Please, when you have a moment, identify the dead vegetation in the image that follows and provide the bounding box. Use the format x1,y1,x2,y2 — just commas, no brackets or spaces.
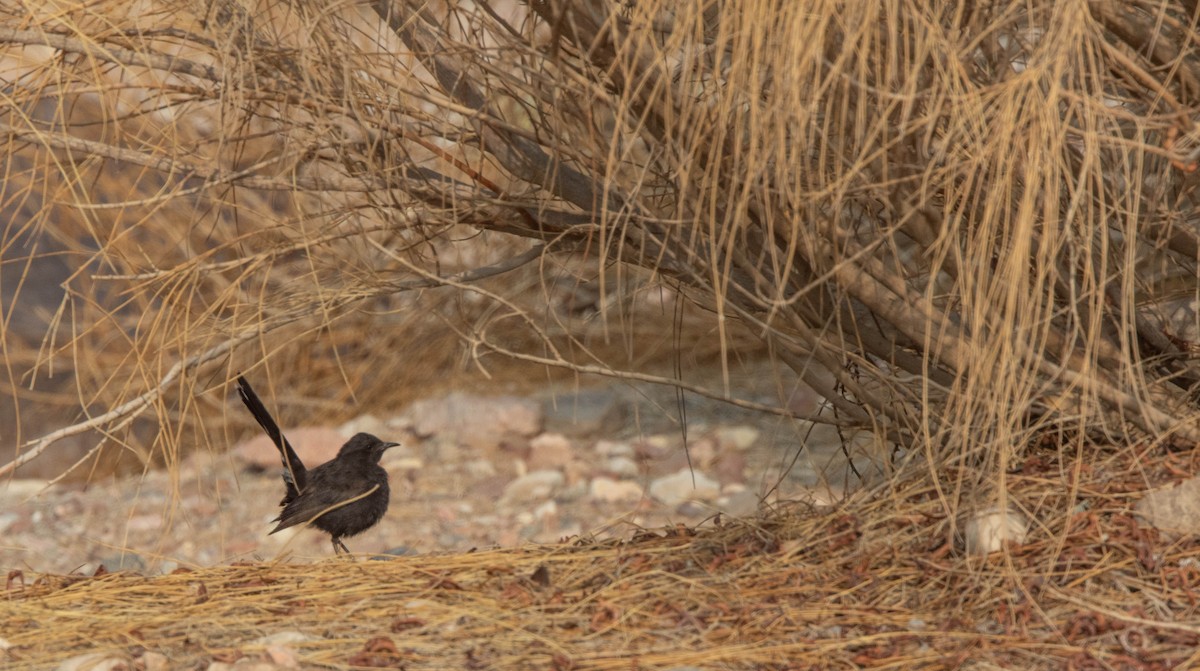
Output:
1,0,1197,481
7,443,1200,669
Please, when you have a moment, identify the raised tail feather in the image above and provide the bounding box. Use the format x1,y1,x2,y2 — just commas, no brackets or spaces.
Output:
236,374,307,501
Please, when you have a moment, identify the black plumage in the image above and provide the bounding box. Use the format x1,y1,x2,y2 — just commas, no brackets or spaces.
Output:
236,375,399,554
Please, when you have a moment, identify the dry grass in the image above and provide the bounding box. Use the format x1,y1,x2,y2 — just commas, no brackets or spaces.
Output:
6,441,1200,670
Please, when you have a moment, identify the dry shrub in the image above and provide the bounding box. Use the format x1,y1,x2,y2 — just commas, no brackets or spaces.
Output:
0,0,1198,509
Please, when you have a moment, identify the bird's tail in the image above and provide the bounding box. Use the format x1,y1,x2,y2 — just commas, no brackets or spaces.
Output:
235,374,307,499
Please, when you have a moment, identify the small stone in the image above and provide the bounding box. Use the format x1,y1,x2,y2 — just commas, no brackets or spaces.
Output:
589,477,644,502
96,553,145,573
1136,476,1200,536
684,438,717,468
265,644,299,668
648,469,720,507
716,489,759,517
227,663,277,671
55,653,128,671
528,433,573,471
634,435,674,459
713,451,746,485
236,427,347,471
962,507,1028,555
715,425,760,451
501,470,564,504
141,652,169,671
541,388,625,437
593,440,634,458
604,456,640,478
676,500,710,516
253,631,313,646
464,458,496,477
558,480,589,502
126,514,163,533
408,394,542,449
533,500,558,523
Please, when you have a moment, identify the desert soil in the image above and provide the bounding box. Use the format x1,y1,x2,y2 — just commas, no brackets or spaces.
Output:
0,366,880,575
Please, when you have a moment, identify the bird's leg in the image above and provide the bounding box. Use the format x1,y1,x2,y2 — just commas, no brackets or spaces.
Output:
332,537,351,555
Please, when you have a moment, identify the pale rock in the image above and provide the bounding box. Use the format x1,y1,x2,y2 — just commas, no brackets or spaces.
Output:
684,437,717,468
713,450,747,485
265,644,299,668
95,553,145,572
408,393,542,449
604,456,640,479
716,489,759,517
715,425,760,451
649,469,720,506
501,470,564,503
55,653,128,671
140,652,168,671
126,514,163,533
541,388,624,437
962,507,1028,556
533,500,558,522
634,435,674,459
236,427,347,470
528,433,573,471
558,480,589,502
464,458,496,478
593,440,634,458
1136,477,1200,535
253,631,314,646
589,477,644,502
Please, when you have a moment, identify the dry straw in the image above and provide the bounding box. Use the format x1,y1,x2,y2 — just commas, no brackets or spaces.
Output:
6,446,1200,669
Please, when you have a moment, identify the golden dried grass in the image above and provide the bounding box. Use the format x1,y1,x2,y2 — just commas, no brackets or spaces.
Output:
5,441,1200,670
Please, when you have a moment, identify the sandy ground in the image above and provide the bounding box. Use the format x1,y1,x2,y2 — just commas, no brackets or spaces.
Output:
1,374,882,575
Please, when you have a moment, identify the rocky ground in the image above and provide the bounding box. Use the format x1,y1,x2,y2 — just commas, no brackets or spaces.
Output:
0,369,888,575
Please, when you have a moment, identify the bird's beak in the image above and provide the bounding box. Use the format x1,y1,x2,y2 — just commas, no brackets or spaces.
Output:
383,442,401,450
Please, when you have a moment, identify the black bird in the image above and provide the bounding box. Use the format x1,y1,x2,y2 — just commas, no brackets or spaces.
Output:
235,375,399,554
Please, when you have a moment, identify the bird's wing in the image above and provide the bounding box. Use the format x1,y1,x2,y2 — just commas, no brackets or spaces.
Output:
236,375,307,497
270,483,381,533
